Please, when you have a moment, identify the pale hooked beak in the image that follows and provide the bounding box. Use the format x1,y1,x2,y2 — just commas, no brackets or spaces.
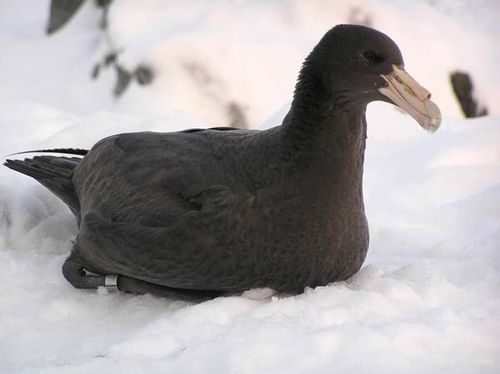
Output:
379,65,441,132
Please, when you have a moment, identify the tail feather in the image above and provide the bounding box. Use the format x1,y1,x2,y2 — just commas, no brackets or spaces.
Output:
7,148,88,157
4,156,82,215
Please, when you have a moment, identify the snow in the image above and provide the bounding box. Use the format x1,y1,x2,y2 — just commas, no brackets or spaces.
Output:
1,1,500,373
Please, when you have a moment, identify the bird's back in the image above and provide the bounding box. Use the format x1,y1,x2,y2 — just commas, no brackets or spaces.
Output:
73,128,268,225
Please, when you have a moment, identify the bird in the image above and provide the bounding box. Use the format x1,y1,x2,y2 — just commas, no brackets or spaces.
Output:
4,24,441,300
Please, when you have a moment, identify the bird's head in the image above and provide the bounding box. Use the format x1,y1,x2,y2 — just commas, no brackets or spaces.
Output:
303,24,441,132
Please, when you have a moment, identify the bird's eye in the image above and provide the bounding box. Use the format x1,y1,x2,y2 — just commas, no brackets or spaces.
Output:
362,50,384,64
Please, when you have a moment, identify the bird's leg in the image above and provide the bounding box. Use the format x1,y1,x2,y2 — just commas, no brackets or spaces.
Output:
62,257,107,289
62,255,224,301
116,275,225,301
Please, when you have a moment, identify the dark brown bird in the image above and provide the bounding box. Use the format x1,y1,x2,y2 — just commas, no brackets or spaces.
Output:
4,25,440,299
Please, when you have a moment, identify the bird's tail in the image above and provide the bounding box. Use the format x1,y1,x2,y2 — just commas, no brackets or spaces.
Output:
3,149,87,215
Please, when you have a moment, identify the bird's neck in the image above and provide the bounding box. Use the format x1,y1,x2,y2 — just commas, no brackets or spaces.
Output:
281,70,368,178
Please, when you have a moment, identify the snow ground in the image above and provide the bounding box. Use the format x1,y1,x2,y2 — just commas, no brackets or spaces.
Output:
0,1,499,373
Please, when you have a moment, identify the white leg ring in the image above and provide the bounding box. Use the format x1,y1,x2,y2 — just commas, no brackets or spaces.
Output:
104,274,119,291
